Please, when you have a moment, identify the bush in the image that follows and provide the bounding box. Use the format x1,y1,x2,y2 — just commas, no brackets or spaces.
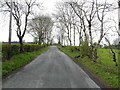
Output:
2,43,44,60
79,41,92,58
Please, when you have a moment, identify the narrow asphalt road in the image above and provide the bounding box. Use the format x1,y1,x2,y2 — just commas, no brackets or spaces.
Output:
3,46,100,88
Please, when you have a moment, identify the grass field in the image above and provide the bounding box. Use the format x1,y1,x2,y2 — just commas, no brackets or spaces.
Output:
98,48,118,64
58,45,119,88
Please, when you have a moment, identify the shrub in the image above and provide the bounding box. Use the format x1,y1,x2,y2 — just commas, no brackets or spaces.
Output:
2,43,44,60
79,41,92,58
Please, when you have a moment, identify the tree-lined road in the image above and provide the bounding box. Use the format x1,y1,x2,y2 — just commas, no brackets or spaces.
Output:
3,46,100,88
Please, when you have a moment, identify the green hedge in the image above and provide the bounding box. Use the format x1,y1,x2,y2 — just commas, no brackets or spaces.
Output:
2,43,44,60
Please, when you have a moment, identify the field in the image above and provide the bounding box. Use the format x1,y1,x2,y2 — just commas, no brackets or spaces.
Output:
58,46,119,88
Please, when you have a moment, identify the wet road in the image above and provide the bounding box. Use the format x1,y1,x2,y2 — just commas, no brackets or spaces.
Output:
3,46,100,88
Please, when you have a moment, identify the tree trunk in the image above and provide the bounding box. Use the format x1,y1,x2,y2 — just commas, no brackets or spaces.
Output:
19,37,23,53
89,24,92,46
69,33,72,46
79,35,81,46
38,37,41,45
88,22,94,60
74,26,75,46
61,34,63,45
93,47,98,62
69,38,72,46
79,32,82,46
68,31,72,46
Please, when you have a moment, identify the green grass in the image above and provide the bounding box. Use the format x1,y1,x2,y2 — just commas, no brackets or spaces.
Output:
58,45,119,88
0,62,1,76
2,46,49,77
97,48,118,65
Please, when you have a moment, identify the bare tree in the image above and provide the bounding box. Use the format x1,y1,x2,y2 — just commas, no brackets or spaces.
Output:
8,0,13,59
70,0,97,47
55,22,65,45
68,2,88,45
91,0,115,61
55,2,76,46
4,0,38,52
119,0,120,33
69,0,116,60
105,37,118,73
28,15,53,45
96,0,113,46
117,2,120,72
72,12,78,46
68,1,96,59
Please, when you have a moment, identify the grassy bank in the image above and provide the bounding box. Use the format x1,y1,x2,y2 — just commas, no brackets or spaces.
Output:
2,46,49,77
58,45,119,88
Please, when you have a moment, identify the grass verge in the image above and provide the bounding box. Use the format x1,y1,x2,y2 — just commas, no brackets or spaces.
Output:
58,45,119,88
2,46,49,77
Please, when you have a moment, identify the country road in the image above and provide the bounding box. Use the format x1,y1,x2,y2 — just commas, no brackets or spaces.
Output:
3,46,100,88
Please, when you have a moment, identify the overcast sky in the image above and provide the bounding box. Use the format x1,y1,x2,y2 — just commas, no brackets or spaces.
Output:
0,0,118,45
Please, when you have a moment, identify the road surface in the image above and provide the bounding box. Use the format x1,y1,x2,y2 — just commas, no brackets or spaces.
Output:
3,46,100,88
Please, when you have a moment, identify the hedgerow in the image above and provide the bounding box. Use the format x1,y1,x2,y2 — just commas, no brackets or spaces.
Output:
2,43,45,60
